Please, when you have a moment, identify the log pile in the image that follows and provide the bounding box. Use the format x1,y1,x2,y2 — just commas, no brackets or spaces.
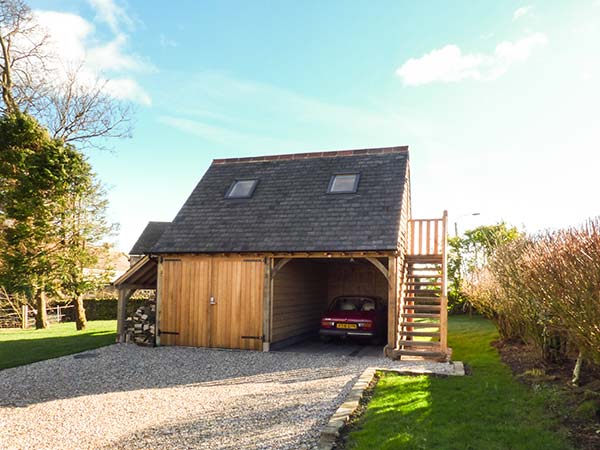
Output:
126,300,156,346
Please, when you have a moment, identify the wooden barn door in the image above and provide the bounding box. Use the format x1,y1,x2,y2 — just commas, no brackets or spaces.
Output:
159,258,182,346
210,258,264,350
159,257,263,350
159,257,211,347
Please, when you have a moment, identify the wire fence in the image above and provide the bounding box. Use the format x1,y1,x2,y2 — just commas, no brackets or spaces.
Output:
0,304,74,329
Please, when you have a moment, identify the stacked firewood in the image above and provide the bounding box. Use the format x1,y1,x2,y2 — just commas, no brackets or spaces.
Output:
126,300,156,346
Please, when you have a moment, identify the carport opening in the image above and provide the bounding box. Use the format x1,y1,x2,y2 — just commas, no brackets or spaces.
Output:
270,257,388,353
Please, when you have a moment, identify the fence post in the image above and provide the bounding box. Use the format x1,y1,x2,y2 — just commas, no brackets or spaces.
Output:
22,305,29,329
57,304,61,323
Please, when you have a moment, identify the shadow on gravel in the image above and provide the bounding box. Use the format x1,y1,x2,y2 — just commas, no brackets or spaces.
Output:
0,345,372,407
99,394,341,450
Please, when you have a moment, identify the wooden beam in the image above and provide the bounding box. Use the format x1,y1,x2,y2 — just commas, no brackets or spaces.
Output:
365,257,389,283
158,251,398,260
116,287,135,343
119,283,156,290
114,255,153,286
271,258,292,279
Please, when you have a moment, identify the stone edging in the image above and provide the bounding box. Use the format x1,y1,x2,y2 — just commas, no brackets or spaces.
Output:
318,366,377,450
317,361,465,450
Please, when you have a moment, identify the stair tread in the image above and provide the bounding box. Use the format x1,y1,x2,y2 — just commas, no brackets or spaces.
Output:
402,313,441,319
399,340,440,347
396,349,446,358
407,273,442,278
406,281,443,286
405,289,441,295
400,322,441,328
404,304,442,311
407,298,442,303
402,331,441,337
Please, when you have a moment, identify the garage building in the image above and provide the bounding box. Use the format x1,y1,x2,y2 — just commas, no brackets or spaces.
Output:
115,146,449,360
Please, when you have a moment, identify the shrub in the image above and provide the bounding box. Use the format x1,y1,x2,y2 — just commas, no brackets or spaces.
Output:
465,218,600,371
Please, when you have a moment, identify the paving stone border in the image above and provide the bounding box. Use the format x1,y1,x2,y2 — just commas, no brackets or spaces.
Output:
317,360,465,450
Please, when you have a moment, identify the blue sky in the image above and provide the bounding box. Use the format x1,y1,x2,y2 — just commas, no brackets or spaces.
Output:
29,1,600,251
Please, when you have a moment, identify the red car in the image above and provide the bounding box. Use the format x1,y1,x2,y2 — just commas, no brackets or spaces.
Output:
319,296,387,344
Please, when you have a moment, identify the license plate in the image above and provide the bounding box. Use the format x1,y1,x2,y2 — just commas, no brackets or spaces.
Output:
336,323,357,329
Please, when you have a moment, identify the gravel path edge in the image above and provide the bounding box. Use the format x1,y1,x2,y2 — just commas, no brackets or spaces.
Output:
318,366,377,450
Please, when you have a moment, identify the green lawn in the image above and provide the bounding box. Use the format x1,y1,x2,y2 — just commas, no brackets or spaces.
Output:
0,320,117,370
346,316,573,450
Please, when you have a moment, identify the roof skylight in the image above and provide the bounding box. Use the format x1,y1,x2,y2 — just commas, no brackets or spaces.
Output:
225,179,258,198
328,174,360,194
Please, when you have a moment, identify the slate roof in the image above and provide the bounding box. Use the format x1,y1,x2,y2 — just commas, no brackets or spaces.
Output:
130,221,171,255
152,146,410,253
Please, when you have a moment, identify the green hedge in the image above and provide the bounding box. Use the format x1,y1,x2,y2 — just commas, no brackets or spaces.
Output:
59,299,147,321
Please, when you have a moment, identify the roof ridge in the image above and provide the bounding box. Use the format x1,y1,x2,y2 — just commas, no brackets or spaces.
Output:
212,145,409,165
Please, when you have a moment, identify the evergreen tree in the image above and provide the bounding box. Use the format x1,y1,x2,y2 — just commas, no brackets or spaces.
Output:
0,113,115,328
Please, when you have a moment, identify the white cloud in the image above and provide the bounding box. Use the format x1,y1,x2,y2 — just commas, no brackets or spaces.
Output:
396,33,548,85
106,78,152,105
34,11,91,62
87,34,154,73
495,33,547,62
396,45,484,85
87,0,133,33
513,5,533,21
32,8,151,105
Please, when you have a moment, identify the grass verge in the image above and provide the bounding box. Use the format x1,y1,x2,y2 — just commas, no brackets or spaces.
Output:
0,320,117,370
344,315,573,450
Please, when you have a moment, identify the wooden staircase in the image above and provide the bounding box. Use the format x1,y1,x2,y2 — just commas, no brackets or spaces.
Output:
395,213,449,361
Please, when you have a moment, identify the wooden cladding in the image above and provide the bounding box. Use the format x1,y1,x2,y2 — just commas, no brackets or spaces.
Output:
159,256,263,350
408,214,447,256
272,260,328,343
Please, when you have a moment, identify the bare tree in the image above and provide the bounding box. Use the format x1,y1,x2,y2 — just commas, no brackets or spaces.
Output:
0,0,132,148
37,66,133,146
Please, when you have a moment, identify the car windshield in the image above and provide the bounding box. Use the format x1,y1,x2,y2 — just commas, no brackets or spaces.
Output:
332,297,376,311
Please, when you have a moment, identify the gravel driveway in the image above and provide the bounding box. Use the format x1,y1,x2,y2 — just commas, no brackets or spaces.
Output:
0,344,455,450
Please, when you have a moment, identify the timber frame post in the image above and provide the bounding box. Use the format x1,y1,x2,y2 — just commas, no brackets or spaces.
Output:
116,287,135,343
155,257,163,346
262,257,273,352
385,256,398,356
439,210,449,353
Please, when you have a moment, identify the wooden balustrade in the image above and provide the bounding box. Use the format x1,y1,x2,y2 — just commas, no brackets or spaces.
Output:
408,215,447,256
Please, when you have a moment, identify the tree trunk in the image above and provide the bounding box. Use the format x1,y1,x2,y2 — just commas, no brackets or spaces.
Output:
74,293,87,330
0,33,18,114
35,290,49,329
572,351,583,386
